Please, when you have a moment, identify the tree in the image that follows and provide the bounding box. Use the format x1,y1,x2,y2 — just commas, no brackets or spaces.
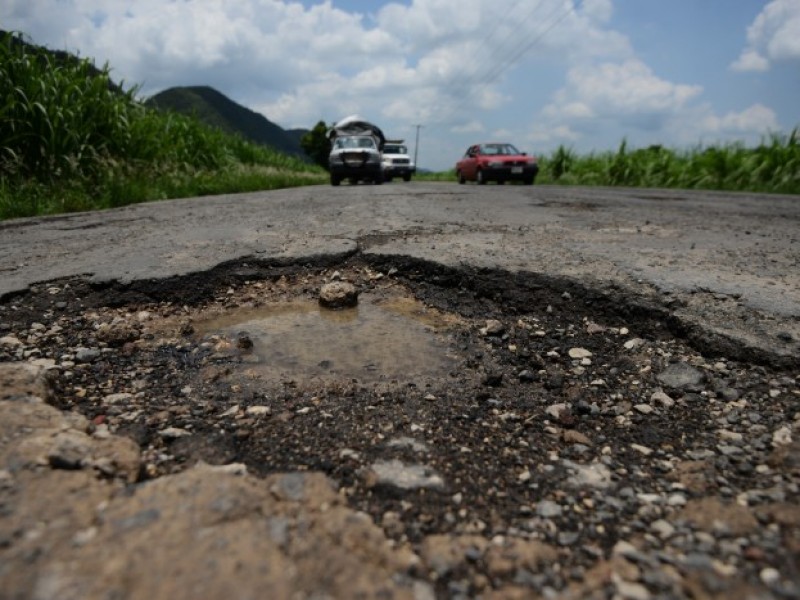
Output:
301,120,332,170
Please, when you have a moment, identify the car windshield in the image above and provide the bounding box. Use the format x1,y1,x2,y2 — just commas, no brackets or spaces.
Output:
384,145,407,154
480,143,520,156
334,137,376,150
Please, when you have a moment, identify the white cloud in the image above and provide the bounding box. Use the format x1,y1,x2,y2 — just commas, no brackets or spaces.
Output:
376,0,482,47
531,59,781,154
544,101,594,120
652,103,781,150
701,104,780,136
732,0,800,71
451,121,485,134
582,0,614,23
491,128,515,140
527,124,580,146
251,0,631,128
731,49,770,73
3,0,631,130
543,60,702,124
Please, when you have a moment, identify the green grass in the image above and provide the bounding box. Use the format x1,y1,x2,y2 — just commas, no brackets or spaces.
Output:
536,136,800,194
415,171,455,182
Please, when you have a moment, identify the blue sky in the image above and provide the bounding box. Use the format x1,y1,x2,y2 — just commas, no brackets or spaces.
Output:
4,0,799,171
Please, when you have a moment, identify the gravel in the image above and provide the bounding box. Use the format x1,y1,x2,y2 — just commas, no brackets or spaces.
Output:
1,256,798,599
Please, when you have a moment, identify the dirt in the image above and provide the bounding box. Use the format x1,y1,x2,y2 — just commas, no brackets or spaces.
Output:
1,253,798,599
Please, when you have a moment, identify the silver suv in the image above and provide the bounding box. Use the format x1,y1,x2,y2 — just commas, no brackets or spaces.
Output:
328,116,385,186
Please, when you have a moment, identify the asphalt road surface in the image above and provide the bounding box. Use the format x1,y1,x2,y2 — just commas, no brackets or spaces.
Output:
1,182,799,599
1,183,797,365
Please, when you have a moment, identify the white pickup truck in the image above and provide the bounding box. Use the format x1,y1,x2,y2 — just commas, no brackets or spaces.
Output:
381,139,415,182
327,116,385,186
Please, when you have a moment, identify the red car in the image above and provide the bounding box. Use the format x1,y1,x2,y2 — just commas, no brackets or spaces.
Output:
456,143,538,185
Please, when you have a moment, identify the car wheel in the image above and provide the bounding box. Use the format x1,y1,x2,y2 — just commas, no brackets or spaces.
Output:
330,175,341,186
374,177,383,185
402,174,411,182
457,170,466,184
477,169,487,185
385,175,393,182
524,176,535,185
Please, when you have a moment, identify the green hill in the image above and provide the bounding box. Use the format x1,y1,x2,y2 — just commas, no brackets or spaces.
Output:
146,86,308,159
285,128,310,148
3,33,309,161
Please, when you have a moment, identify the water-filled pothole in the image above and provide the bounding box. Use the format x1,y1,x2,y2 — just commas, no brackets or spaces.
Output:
196,292,463,385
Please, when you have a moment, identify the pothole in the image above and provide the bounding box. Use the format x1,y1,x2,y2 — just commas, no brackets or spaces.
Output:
194,291,463,385
1,257,798,599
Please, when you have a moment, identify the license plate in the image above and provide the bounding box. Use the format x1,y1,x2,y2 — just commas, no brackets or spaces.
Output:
511,167,523,174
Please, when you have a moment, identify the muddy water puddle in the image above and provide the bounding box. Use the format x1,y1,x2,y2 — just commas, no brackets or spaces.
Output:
196,293,463,385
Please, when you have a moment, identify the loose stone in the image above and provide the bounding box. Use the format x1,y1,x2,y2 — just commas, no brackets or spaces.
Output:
366,459,444,490
656,362,705,390
318,281,358,308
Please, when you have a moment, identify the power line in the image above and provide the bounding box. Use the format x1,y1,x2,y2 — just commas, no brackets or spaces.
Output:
484,0,582,89
449,0,545,100
407,0,585,159
431,0,586,130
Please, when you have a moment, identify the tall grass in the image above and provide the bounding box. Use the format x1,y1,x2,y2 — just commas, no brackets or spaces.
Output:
536,133,800,194
0,31,325,220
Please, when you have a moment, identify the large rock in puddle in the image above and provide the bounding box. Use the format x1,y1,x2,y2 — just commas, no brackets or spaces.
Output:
319,281,359,308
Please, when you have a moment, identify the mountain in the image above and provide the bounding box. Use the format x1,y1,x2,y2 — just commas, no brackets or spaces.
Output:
2,31,310,160
284,128,310,148
146,86,309,159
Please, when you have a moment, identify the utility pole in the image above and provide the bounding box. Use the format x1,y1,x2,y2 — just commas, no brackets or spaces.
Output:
413,124,423,170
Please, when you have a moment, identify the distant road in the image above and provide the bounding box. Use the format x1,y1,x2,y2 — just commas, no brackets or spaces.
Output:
1,183,797,362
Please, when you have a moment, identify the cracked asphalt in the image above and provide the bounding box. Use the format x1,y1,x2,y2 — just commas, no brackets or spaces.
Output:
1,183,798,364
2,182,800,599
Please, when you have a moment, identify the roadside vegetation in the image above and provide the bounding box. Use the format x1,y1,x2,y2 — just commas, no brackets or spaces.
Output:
535,137,800,194
2,30,797,221
0,31,325,220
418,135,800,194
